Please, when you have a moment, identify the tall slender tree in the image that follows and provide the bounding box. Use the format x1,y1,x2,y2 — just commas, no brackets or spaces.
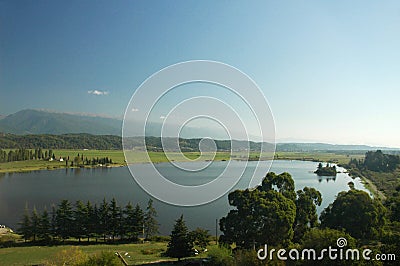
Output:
144,199,159,240
38,207,51,241
73,200,88,243
99,198,110,242
50,204,57,240
18,204,32,242
56,200,74,241
85,201,95,243
109,198,121,241
30,207,40,242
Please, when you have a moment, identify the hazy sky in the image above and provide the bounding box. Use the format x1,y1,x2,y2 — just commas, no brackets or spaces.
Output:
1,1,399,147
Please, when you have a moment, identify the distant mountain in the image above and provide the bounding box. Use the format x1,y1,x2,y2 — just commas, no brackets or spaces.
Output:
0,109,122,135
276,143,398,152
0,110,398,151
0,109,232,138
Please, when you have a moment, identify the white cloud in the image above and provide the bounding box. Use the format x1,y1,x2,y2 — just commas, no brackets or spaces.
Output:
88,90,109,96
131,108,139,112
160,115,166,119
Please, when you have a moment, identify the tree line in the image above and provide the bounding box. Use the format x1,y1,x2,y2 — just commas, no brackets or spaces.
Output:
0,133,122,150
348,150,400,172
0,148,55,163
18,198,159,244
0,148,113,168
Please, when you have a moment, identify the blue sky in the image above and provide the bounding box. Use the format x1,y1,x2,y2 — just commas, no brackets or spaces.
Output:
1,1,400,147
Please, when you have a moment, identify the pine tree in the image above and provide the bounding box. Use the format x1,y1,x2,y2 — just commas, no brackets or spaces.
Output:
18,204,32,242
56,199,74,241
109,198,121,241
144,199,158,239
124,202,144,241
50,204,57,240
30,207,40,242
99,198,110,242
92,204,100,242
73,200,88,243
39,208,51,241
166,215,193,260
86,201,95,243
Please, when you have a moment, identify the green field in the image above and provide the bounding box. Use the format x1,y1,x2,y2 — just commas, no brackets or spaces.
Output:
0,241,210,265
0,149,364,173
274,151,365,165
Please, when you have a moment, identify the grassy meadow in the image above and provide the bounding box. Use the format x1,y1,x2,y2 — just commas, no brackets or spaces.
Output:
0,242,190,265
0,148,365,173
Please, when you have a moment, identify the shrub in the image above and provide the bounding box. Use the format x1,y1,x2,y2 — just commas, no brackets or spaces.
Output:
79,251,120,266
206,245,234,266
44,246,87,266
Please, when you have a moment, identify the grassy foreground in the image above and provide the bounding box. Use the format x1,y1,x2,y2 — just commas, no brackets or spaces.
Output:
0,241,208,266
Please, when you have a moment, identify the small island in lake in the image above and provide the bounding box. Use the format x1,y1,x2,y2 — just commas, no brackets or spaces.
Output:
314,162,337,176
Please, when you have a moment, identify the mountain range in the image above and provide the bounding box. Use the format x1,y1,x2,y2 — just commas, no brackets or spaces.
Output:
0,109,122,135
0,109,397,151
0,109,228,138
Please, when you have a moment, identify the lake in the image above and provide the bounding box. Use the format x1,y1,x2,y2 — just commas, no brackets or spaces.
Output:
0,160,369,235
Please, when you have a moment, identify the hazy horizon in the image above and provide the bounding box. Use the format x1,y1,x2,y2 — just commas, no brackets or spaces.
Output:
1,108,399,149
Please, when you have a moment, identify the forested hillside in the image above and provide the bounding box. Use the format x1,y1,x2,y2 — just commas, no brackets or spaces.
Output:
0,133,122,149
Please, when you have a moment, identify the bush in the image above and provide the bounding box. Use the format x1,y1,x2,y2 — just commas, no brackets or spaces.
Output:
44,246,87,266
206,245,234,266
78,251,120,266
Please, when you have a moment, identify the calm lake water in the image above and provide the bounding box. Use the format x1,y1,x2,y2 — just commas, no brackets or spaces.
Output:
0,160,369,235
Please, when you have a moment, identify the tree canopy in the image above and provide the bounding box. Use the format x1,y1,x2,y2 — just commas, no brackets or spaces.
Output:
320,189,386,239
220,172,321,249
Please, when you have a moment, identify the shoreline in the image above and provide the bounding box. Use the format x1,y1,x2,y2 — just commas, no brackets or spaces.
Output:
0,162,127,174
358,175,386,200
345,168,386,200
0,158,347,175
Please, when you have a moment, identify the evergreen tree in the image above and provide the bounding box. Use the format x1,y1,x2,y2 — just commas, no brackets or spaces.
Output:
92,204,100,242
56,199,74,241
73,200,88,243
166,215,193,260
18,204,32,242
109,198,121,241
85,201,95,242
38,208,51,241
30,207,40,242
188,228,210,251
144,199,159,239
99,198,110,242
50,204,57,240
134,203,144,237
124,202,144,241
